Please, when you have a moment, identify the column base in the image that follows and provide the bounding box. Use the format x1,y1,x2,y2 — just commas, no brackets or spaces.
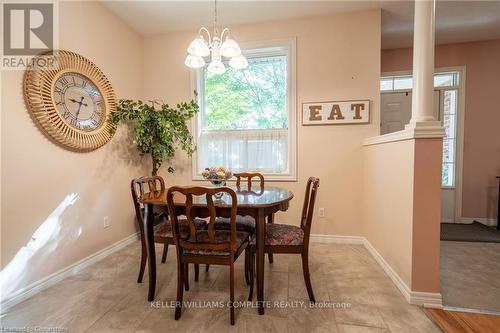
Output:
405,121,445,138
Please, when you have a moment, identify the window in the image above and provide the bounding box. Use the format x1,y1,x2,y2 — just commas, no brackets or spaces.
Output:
193,39,297,180
380,71,460,187
441,89,458,187
380,72,459,91
393,76,413,90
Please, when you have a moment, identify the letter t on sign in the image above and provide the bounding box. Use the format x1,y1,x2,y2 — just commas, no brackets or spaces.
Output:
308,105,322,121
351,103,365,119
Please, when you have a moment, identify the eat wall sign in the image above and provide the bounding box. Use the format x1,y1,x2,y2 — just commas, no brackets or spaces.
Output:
302,100,370,125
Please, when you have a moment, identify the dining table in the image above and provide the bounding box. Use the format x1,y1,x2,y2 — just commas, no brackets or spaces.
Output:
138,185,294,315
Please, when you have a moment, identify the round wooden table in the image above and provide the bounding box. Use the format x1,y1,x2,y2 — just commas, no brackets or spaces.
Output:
139,185,294,315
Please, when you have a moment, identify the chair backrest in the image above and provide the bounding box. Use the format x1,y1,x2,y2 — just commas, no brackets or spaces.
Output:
166,186,238,254
131,176,165,224
300,177,320,242
234,172,264,190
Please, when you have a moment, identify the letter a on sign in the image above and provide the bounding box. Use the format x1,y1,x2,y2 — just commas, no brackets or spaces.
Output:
328,105,344,120
302,100,369,125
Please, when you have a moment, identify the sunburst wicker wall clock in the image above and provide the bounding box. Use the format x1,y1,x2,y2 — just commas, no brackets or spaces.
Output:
24,50,117,152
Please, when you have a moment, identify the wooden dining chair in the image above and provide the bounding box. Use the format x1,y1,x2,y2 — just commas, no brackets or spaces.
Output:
131,176,207,288
166,186,251,325
234,172,265,190
235,172,276,265
214,172,275,267
213,172,263,234
248,177,320,302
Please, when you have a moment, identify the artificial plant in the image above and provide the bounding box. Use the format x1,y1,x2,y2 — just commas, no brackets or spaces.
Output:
109,97,199,176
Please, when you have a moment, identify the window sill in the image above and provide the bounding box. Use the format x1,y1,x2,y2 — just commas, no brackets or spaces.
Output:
192,174,297,182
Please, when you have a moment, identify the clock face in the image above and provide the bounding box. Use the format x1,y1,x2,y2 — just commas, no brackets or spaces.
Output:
53,72,104,132
24,50,116,152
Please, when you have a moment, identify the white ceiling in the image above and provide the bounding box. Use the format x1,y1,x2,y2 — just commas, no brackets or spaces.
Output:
102,0,500,49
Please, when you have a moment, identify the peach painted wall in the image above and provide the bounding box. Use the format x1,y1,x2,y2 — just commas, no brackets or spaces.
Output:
363,140,415,287
1,2,145,300
362,138,442,293
411,139,442,293
382,39,500,220
143,10,381,235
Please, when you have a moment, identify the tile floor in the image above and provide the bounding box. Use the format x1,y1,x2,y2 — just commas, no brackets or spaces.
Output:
1,241,441,332
440,240,500,312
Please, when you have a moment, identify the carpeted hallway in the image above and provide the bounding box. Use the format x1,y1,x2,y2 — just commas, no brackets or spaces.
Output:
440,240,500,313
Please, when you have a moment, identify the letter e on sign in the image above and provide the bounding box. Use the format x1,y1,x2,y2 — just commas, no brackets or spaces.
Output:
308,105,322,121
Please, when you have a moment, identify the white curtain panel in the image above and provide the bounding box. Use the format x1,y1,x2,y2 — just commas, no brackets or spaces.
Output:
197,128,288,173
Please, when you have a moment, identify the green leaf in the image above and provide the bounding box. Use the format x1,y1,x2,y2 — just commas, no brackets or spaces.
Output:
108,98,199,175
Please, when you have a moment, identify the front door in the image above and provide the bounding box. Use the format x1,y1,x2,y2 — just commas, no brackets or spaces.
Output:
381,90,440,134
380,92,412,134
380,90,455,222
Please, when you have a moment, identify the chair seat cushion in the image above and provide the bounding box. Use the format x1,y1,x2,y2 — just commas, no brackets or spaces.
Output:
154,218,207,239
183,230,249,256
214,216,256,233
251,224,304,246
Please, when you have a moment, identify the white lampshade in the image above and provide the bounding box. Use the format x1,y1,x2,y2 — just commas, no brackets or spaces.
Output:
229,54,248,69
207,60,226,74
187,37,210,57
220,38,241,58
184,54,205,68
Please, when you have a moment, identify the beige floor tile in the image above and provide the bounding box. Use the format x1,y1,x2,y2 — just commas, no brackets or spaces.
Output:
286,307,338,333
243,313,288,333
336,324,390,333
1,241,440,333
333,303,387,329
377,306,440,333
84,286,154,332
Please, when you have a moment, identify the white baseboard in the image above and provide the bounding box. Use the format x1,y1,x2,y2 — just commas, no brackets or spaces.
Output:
311,234,443,308
459,217,498,227
0,232,139,313
310,234,365,244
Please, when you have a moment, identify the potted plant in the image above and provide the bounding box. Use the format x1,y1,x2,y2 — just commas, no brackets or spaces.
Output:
109,98,199,176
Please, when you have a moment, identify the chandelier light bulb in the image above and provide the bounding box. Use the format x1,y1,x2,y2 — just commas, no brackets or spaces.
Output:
220,38,241,58
229,54,248,69
184,54,206,68
207,60,226,74
187,37,210,57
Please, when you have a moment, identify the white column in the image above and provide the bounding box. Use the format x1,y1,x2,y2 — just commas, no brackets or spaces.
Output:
408,0,439,126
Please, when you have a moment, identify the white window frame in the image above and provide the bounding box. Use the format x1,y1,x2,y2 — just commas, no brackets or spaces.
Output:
190,38,297,181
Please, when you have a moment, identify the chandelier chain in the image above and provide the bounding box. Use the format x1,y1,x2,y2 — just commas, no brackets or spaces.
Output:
214,0,218,35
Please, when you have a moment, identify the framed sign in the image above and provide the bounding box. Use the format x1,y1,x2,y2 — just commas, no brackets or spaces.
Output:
302,100,370,125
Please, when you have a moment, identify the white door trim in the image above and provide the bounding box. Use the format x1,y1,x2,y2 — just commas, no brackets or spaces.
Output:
381,66,466,223
454,66,466,222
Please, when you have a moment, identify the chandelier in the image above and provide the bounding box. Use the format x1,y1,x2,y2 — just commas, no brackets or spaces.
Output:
184,0,248,74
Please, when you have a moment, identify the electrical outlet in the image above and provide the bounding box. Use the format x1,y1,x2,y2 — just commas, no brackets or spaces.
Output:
318,208,325,218
103,216,110,228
